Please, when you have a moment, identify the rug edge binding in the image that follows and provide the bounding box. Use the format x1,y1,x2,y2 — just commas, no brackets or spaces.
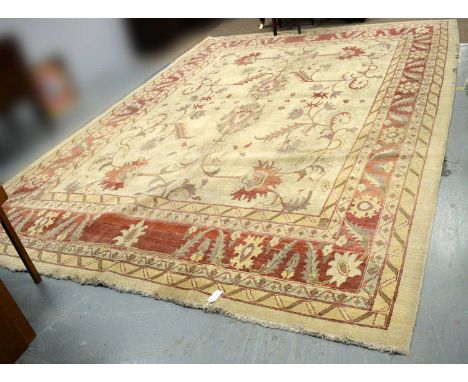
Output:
0,259,408,355
393,17,459,354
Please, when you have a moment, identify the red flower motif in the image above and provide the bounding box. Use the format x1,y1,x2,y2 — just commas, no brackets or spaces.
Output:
312,91,328,99
306,91,328,109
232,161,282,202
101,159,148,191
234,52,261,65
337,46,366,60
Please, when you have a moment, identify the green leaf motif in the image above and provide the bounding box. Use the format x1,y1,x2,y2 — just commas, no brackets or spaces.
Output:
260,240,297,274
281,253,300,278
209,230,225,265
344,220,369,249
174,230,206,257
303,242,319,283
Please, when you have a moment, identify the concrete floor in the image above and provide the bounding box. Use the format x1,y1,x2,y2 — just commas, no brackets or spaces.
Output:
0,21,467,363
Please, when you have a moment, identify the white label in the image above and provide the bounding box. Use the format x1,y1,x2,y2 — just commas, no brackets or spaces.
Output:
207,290,223,303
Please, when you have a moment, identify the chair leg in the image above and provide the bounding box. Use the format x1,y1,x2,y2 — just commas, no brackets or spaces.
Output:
0,207,41,284
272,18,278,36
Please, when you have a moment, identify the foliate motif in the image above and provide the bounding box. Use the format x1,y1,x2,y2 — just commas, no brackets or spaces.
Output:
113,220,148,247
231,235,264,270
0,21,454,337
232,161,282,202
326,252,363,287
349,195,382,219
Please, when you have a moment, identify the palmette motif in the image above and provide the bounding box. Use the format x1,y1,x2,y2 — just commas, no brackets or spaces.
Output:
0,20,457,351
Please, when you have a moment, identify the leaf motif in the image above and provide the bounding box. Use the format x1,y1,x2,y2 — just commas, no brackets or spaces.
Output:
260,241,297,274
293,70,315,82
288,108,303,120
209,230,225,265
255,124,301,142
70,214,92,241
331,112,351,127
175,123,189,139
405,60,424,68
234,72,269,85
46,213,76,239
404,71,422,80
283,191,313,212
392,97,415,107
364,172,383,190
296,169,307,181
344,220,368,249
389,112,409,123
174,231,205,257
190,110,206,120
302,242,319,283
396,105,413,113
281,253,301,278
329,90,343,99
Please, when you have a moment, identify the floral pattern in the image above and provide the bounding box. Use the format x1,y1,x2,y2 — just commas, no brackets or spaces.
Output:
42,36,394,218
101,160,148,191
349,195,382,219
217,103,263,135
113,220,147,247
0,20,456,349
231,235,264,270
326,252,363,287
232,161,282,202
380,127,403,144
235,52,261,66
249,75,287,99
398,82,419,94
337,46,366,60
27,211,59,236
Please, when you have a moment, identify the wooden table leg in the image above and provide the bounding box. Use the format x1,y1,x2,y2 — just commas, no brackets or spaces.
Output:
272,18,278,36
0,207,42,284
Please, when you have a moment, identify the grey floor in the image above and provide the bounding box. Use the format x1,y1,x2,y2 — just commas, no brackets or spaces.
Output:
0,24,467,363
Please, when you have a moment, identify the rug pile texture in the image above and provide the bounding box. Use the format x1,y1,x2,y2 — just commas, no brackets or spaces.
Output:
0,20,459,353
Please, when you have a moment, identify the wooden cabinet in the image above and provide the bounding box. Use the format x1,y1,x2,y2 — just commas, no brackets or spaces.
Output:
0,279,36,363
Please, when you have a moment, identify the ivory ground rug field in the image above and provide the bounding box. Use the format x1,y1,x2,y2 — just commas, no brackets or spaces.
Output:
0,20,459,353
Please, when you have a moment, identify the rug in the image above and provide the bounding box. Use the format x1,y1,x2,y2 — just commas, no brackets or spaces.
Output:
0,20,458,353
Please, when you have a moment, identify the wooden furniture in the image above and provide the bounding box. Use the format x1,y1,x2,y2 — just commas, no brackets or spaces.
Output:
125,19,219,54
272,18,278,36
272,19,303,36
0,186,40,362
0,278,36,363
0,186,41,283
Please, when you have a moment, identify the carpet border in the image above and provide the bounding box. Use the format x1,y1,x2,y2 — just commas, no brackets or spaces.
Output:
382,18,459,353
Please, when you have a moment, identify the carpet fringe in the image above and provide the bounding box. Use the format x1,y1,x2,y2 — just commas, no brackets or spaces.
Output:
1,264,408,356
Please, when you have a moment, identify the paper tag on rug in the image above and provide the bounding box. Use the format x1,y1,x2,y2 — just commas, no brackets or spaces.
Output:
207,290,223,303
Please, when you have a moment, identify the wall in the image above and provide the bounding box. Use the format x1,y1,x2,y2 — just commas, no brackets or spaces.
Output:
0,19,136,90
